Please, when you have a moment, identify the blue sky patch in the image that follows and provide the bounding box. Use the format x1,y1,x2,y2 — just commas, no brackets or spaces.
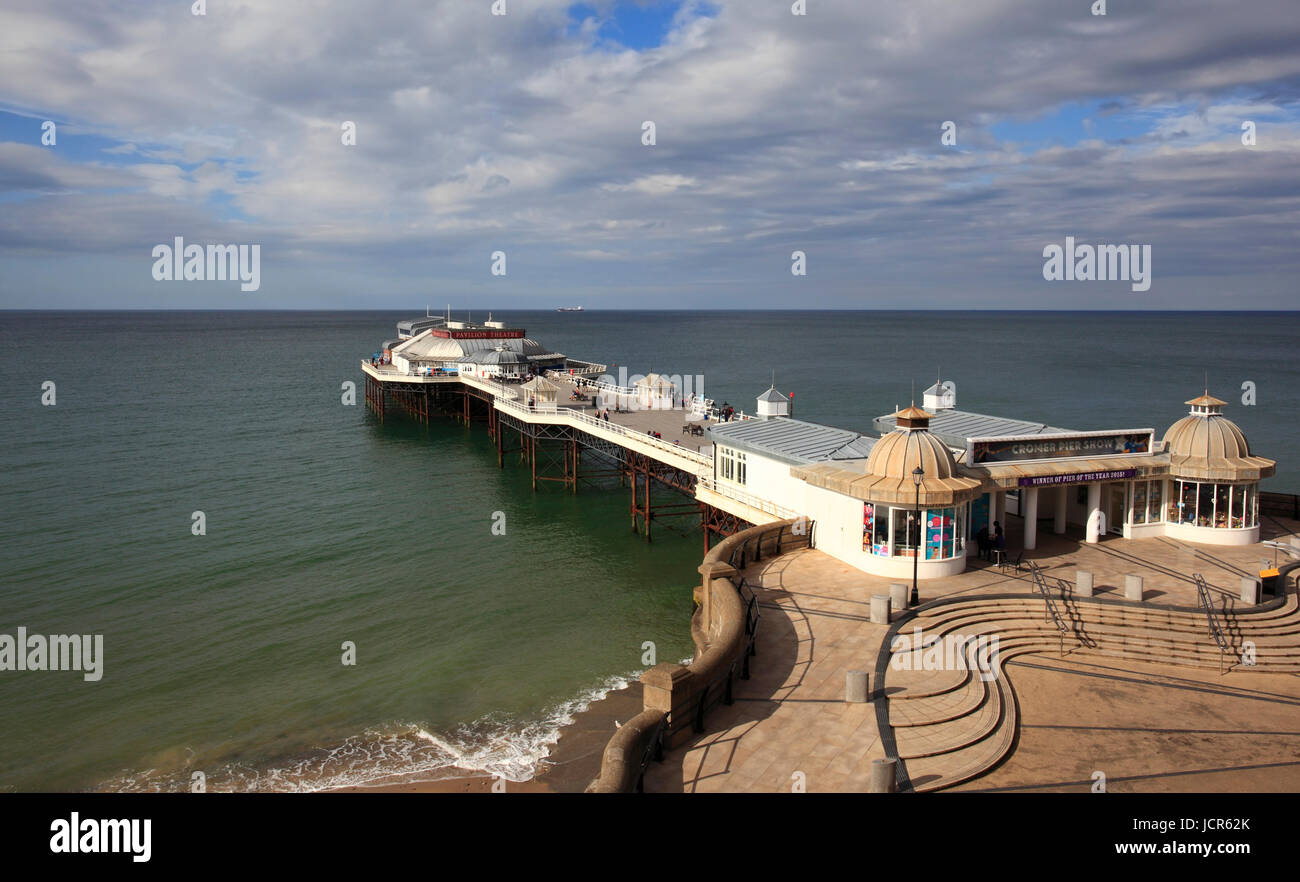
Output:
568,1,717,51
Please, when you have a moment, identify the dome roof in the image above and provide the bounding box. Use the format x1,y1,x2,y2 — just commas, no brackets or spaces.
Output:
468,347,529,365
804,423,982,505
1161,395,1275,482
867,426,960,480
1163,414,1250,461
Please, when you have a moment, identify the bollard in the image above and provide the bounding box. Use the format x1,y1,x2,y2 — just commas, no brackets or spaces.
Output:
870,594,892,625
869,757,898,793
1076,570,1093,598
1240,577,1261,605
846,670,870,703
889,583,909,611
1124,574,1144,602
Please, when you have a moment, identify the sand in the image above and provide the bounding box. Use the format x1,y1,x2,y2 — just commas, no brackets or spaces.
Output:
330,680,647,793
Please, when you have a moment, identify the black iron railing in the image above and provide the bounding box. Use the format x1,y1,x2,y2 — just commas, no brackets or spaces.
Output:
1194,573,1232,674
1027,561,1070,656
633,713,667,793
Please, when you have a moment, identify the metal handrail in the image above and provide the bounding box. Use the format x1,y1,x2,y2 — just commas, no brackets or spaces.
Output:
493,394,712,466
633,713,667,793
1027,562,1070,656
698,475,800,520
1194,573,1231,674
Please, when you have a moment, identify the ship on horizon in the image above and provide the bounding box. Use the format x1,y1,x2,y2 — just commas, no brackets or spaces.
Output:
556,305,584,312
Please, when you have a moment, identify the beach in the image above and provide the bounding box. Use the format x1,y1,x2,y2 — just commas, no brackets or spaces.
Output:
332,681,647,793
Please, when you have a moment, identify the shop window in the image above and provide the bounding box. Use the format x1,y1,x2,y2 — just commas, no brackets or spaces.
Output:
1149,481,1163,523
926,508,955,561
864,503,890,555
1178,481,1196,524
1197,483,1213,527
893,508,919,554
1133,482,1148,525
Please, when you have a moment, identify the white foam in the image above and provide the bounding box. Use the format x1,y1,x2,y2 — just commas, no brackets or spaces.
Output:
100,669,640,793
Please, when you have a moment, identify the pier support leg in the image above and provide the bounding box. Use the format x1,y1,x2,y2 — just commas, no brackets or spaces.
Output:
631,465,638,533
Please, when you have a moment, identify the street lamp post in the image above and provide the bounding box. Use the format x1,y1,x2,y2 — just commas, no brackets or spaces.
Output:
911,465,924,607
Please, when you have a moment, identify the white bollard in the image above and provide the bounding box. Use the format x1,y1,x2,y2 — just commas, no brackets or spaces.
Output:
1240,577,1261,605
1076,570,1094,598
869,757,898,793
1124,574,1144,602
846,670,870,703
890,583,909,611
870,594,892,625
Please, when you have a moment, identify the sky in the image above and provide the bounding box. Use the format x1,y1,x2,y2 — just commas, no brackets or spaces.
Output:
0,0,1298,310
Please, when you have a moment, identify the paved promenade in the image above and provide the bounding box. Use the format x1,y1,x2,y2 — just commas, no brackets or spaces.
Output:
645,516,1300,793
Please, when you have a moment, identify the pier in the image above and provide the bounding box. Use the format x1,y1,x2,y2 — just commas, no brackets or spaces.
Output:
361,357,790,547
360,316,1300,793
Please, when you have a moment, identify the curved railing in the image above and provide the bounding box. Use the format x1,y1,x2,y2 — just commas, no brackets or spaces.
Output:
588,518,813,792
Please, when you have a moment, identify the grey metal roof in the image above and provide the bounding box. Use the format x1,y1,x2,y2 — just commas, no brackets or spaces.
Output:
757,387,788,403
826,435,877,461
464,348,530,365
873,408,1073,450
708,418,873,465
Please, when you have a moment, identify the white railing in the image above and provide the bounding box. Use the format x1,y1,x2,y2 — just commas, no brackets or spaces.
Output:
494,396,712,467
459,372,522,400
697,475,799,520
361,360,459,379
548,361,608,378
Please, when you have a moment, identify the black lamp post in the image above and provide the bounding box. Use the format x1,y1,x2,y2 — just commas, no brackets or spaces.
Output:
911,465,924,606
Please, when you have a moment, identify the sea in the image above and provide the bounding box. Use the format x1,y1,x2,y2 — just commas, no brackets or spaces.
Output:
0,310,1296,792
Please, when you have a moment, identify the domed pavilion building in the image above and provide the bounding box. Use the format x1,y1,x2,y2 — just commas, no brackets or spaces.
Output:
1160,393,1275,544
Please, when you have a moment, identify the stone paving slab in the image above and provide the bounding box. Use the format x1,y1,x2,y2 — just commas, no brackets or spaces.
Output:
645,516,1299,793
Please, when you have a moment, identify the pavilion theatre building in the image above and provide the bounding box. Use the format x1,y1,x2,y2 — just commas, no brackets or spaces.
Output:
707,384,1275,580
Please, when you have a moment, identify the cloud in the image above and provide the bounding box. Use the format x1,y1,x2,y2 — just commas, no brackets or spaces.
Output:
0,0,1297,307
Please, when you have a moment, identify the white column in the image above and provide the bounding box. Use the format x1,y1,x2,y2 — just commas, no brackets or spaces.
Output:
985,491,997,532
1023,486,1039,550
1053,486,1068,534
1085,483,1102,543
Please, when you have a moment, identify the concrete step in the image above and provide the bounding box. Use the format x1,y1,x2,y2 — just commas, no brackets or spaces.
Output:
913,599,1300,639
905,647,1027,792
886,590,1300,792
902,615,1300,669
890,641,992,727
881,664,970,702
904,605,1300,663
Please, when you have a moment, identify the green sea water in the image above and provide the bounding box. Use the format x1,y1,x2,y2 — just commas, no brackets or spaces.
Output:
0,310,1295,791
